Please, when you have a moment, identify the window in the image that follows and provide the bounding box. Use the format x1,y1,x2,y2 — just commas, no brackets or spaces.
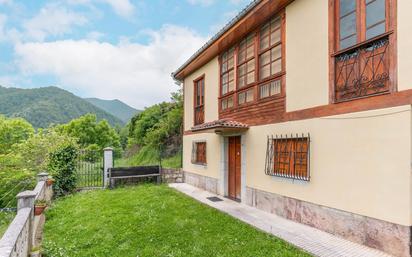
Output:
260,79,281,99
219,13,285,113
237,34,256,88
259,17,282,80
238,89,254,105
191,142,206,165
331,0,393,102
194,77,205,125
336,0,388,50
265,135,310,181
221,96,234,110
220,47,235,95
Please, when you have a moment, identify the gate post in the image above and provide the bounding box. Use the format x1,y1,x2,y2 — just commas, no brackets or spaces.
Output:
103,147,113,188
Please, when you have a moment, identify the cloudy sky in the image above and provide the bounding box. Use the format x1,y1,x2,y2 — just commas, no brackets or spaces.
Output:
0,0,250,109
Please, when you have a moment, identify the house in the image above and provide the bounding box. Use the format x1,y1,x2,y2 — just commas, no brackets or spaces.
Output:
172,0,412,256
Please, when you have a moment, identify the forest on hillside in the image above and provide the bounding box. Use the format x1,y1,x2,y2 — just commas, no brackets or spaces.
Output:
0,87,183,210
0,86,125,128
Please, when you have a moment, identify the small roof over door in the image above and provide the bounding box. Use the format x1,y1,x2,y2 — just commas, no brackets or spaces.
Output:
191,119,249,134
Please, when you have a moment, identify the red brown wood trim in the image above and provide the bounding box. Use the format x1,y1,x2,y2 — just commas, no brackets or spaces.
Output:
184,88,412,135
286,88,412,122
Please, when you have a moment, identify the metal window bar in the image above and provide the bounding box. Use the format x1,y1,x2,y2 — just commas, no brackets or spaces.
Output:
265,133,310,181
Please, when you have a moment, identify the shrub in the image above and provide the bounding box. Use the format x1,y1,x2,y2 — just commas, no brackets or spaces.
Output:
48,143,78,197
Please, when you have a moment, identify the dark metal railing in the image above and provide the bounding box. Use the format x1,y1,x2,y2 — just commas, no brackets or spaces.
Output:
76,149,104,188
334,36,390,102
265,134,310,181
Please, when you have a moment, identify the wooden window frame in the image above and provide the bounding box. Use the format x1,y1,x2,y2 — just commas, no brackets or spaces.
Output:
193,75,205,126
220,47,235,97
218,10,286,114
191,141,207,165
237,33,256,90
265,135,310,181
328,0,397,103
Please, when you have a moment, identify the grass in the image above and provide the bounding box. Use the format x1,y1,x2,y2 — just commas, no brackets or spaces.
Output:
42,185,311,257
0,211,15,237
117,146,182,169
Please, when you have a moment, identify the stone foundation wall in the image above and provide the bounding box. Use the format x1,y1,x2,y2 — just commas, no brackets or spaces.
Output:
246,187,411,257
160,168,183,183
183,171,218,194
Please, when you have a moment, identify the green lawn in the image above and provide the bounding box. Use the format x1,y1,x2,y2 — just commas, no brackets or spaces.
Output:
0,211,15,237
42,185,311,257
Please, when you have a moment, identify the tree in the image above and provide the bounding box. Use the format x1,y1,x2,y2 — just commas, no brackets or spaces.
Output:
0,116,34,154
57,114,121,153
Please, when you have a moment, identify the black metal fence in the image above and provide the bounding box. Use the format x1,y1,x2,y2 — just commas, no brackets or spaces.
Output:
76,149,104,189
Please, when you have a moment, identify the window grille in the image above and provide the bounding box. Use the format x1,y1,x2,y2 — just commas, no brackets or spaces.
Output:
265,134,310,181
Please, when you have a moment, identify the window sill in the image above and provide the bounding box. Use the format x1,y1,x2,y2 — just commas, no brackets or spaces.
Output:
191,162,207,167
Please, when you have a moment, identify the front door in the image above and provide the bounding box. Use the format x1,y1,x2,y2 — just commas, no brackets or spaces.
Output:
228,136,241,200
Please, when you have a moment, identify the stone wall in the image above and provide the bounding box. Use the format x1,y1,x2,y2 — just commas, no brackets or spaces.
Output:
183,171,218,194
0,173,53,257
160,168,183,183
246,186,411,257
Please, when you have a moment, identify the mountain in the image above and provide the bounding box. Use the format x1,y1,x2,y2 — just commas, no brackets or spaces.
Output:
85,98,140,123
0,86,124,128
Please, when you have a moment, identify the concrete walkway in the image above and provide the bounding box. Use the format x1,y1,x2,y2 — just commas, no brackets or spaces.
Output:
169,183,393,257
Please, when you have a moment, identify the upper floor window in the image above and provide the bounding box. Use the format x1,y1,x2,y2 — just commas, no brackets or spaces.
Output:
194,76,205,125
238,34,256,88
219,12,284,112
221,47,235,95
259,16,282,80
337,0,387,50
331,0,394,103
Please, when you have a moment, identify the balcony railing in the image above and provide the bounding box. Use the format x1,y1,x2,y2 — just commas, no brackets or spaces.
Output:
334,36,390,102
194,106,204,125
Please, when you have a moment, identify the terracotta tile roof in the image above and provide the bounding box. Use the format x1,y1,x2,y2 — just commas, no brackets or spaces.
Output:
191,119,249,132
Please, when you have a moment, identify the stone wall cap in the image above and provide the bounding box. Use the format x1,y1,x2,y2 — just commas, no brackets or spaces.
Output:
37,172,49,177
16,190,36,199
103,147,113,151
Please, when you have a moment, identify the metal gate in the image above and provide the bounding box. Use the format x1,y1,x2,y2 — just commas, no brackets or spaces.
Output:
76,149,104,189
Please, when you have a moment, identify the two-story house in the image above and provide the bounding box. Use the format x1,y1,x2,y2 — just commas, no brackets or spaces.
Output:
172,0,412,256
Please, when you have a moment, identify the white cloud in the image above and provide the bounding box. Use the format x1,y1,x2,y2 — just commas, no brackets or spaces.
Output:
187,0,215,6
67,0,134,19
103,0,134,18
0,14,6,41
23,3,88,41
86,31,105,41
0,0,12,5
14,25,207,109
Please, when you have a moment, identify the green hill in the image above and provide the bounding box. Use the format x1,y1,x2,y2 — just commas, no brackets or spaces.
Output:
85,98,140,123
0,86,124,128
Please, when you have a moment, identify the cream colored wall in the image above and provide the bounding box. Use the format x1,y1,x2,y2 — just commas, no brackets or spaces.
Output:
397,0,412,91
183,132,221,179
183,57,219,131
243,105,412,226
285,0,329,112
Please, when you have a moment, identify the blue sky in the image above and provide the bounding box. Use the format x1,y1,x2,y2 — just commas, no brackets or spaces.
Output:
0,0,250,109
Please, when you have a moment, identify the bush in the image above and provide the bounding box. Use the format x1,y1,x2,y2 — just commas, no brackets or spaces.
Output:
48,143,78,197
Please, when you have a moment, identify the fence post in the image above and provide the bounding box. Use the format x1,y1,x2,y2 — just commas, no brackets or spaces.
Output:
16,190,36,254
103,147,113,188
37,172,48,182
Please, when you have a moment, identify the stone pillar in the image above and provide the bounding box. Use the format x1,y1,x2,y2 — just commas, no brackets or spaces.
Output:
103,147,113,188
16,191,36,212
37,172,48,182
